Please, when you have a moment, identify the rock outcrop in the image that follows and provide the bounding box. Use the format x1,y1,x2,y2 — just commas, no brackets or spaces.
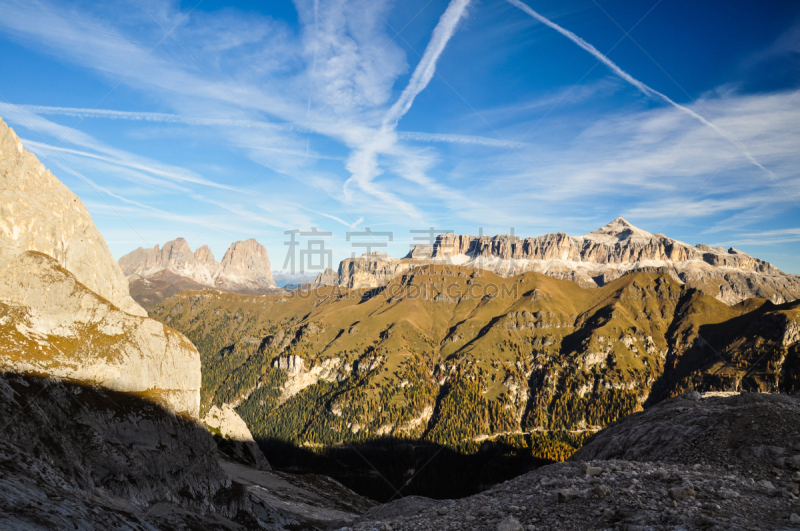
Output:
120,237,280,306
0,372,373,530
0,117,145,317
311,248,431,290
350,393,800,530
0,251,201,417
316,218,800,305
219,238,276,290
203,404,272,471
0,119,201,417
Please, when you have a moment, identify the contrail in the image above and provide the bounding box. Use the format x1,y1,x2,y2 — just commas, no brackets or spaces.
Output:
7,104,518,149
345,0,471,209
382,0,471,130
506,0,775,178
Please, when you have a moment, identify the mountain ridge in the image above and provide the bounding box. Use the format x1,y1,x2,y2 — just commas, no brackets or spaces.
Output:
313,217,800,305
0,117,201,417
120,237,280,306
150,263,800,498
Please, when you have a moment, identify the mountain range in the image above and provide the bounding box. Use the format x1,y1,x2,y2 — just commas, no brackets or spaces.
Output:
151,259,800,498
119,237,281,306
2,110,799,526
314,217,800,305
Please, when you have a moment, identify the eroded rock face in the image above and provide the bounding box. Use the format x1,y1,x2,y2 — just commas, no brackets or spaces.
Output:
0,252,201,417
317,218,800,305
0,117,145,317
119,237,278,306
202,404,272,471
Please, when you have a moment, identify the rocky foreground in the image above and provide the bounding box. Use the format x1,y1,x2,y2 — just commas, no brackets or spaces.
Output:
347,392,800,531
0,372,373,530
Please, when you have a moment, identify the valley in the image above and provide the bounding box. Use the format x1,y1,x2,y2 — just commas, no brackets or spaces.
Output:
150,260,800,499
2,1,800,526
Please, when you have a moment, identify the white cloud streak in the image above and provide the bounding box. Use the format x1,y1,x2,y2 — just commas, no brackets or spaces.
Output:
343,0,471,217
24,140,239,191
12,103,526,149
382,0,471,130
506,0,777,180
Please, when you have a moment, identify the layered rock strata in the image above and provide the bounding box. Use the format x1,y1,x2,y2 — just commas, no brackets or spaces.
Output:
315,218,800,304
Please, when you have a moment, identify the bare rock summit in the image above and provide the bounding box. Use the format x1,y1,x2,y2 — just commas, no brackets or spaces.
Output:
120,237,278,306
0,117,145,317
218,238,275,290
0,117,200,417
316,217,800,305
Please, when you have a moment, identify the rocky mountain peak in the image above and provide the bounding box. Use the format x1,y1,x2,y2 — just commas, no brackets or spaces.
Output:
194,244,216,265
162,237,193,258
0,117,145,317
120,237,278,304
219,238,276,287
584,217,655,242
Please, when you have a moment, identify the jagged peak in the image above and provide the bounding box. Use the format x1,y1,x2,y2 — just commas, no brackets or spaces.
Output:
584,217,654,243
161,237,192,257
194,244,216,264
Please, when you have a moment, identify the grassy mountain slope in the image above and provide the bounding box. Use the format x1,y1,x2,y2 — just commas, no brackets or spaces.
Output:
150,266,800,468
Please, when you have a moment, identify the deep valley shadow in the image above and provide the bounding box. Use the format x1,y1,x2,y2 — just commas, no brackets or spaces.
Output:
255,436,552,502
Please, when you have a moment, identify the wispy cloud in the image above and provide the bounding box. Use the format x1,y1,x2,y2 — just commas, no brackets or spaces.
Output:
343,0,472,216
506,0,777,180
397,131,527,148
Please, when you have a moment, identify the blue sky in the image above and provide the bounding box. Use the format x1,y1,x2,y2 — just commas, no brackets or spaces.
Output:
1,0,799,273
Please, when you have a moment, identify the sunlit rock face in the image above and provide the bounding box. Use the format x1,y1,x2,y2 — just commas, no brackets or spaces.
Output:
120,238,277,291
316,218,800,305
0,117,145,317
0,117,201,418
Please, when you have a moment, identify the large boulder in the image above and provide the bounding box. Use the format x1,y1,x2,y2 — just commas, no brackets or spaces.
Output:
0,252,201,417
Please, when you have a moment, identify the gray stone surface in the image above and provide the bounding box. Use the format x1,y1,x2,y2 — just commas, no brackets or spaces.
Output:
0,117,146,317
349,393,800,530
0,372,374,530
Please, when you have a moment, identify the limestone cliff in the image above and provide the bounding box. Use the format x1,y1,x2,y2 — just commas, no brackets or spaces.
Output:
311,249,430,290
120,237,279,306
0,251,201,417
202,403,272,471
0,117,145,317
316,218,800,304
0,118,201,417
